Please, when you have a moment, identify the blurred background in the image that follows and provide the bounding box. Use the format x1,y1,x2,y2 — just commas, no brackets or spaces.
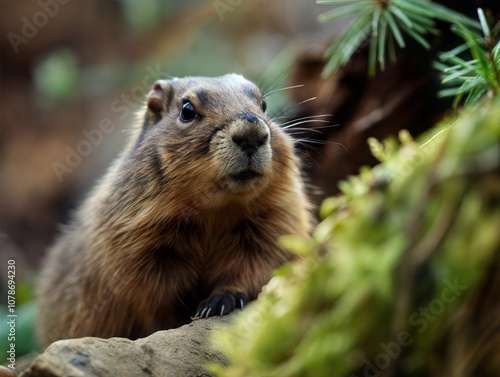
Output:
0,0,498,360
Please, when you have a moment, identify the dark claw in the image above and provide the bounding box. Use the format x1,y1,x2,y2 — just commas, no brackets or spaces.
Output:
234,292,247,309
194,292,248,319
200,307,208,318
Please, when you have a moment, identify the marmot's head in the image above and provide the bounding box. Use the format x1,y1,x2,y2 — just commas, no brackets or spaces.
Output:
131,74,296,208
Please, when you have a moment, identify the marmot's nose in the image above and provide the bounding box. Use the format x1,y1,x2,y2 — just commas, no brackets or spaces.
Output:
232,114,269,156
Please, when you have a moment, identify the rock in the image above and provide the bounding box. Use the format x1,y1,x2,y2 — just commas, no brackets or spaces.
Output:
0,366,17,377
20,315,233,377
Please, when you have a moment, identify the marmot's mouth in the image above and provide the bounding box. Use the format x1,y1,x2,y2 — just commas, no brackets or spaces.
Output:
230,169,262,182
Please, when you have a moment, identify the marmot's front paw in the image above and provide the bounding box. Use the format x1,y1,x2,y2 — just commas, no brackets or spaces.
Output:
193,292,247,319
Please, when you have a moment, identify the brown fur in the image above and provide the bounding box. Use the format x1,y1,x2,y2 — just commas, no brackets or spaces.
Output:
37,74,313,347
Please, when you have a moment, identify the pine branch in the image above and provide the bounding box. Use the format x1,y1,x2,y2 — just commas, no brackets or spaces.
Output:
437,9,500,108
318,0,479,76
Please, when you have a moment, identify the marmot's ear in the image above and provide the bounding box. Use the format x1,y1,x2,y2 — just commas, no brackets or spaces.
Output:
146,80,173,115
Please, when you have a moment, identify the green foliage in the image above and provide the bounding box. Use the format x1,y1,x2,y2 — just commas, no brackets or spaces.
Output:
121,0,164,31
436,9,500,108
318,0,478,76
34,48,78,105
211,98,500,377
119,0,203,32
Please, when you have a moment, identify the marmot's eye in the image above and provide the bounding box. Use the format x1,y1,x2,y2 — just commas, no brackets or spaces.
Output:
261,99,267,113
180,101,197,122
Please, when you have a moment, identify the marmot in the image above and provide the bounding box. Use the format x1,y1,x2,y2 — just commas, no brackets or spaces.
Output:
37,74,313,347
